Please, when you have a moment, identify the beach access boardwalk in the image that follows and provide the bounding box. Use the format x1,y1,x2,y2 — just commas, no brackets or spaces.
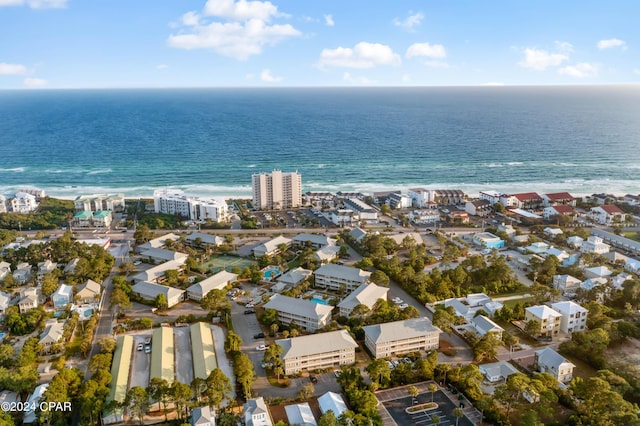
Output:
191,322,217,380
150,327,175,383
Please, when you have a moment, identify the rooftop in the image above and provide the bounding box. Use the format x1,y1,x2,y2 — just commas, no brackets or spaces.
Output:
362,317,441,344
314,264,371,283
277,330,358,360
526,305,562,320
264,294,334,320
337,283,389,311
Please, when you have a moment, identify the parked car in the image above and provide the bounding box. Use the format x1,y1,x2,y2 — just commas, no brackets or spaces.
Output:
137,343,143,351
253,332,265,339
244,309,256,315
144,337,151,345
309,376,318,384
334,370,341,378
144,345,151,354
398,303,409,309
246,303,254,308
256,344,269,351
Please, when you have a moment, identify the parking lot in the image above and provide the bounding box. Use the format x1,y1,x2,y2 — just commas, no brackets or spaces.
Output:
378,382,474,426
174,327,194,385
129,334,152,389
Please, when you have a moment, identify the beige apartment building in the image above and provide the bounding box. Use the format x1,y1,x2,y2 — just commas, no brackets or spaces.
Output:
263,294,333,332
252,170,302,210
524,305,562,337
314,264,372,292
363,318,441,359
276,330,358,375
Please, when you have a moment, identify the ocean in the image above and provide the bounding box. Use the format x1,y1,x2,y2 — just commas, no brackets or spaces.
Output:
1,86,639,199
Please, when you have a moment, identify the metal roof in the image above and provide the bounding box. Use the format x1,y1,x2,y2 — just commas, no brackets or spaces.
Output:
190,322,217,380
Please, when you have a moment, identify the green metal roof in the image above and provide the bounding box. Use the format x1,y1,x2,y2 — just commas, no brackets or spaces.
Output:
150,327,175,383
190,322,217,379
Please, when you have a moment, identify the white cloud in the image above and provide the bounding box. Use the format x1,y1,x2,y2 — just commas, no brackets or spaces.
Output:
169,0,300,60
392,11,424,32
342,72,375,85
317,42,401,69
182,11,200,26
204,0,283,22
518,48,568,71
324,14,334,27
597,38,627,50
0,62,28,75
260,69,282,82
406,42,447,59
23,77,47,87
0,0,67,8
558,62,598,78
554,41,574,53
156,64,169,70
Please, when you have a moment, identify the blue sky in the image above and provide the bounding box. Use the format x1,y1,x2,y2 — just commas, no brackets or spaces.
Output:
0,0,638,88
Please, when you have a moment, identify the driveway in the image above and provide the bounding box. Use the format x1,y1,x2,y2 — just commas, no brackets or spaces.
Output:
210,324,236,400
174,327,194,385
129,334,151,389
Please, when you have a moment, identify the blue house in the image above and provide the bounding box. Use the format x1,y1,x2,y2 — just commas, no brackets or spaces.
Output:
51,284,73,308
472,232,505,249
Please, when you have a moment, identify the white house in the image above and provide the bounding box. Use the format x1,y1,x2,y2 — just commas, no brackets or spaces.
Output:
318,392,347,417
51,284,73,308
13,262,32,284
244,397,273,426
588,205,626,225
524,305,562,337
131,281,185,307
0,261,11,281
584,266,612,279
285,403,317,426
18,288,39,313
534,347,575,383
39,319,65,354
408,209,440,225
553,275,582,295
9,191,38,213
550,301,588,333
479,361,520,383
465,200,492,217
625,258,640,274
543,227,563,238
75,279,102,303
566,236,584,249
580,236,610,254
337,283,388,317
0,292,11,316
543,205,575,220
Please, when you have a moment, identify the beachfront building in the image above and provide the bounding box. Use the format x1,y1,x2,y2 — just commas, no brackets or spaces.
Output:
337,283,389,317
131,281,185,307
553,274,582,296
542,192,576,207
587,205,626,225
92,210,113,228
363,317,441,359
472,232,505,249
252,235,292,258
524,305,562,337
263,294,333,332
499,192,543,210
314,264,371,292
479,190,503,205
276,330,358,375
72,211,93,228
244,397,273,426
74,193,125,212
388,192,413,209
153,189,229,222
251,170,302,210
9,191,38,214
580,236,610,254
534,347,575,383
187,270,237,301
550,301,588,333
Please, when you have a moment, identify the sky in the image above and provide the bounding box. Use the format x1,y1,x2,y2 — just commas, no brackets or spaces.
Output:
0,0,638,89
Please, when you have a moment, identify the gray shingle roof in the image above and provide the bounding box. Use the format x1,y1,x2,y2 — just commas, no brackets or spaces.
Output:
277,330,358,360
363,317,441,344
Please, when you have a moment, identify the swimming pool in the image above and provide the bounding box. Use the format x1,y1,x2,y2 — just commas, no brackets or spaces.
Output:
310,297,329,305
262,268,281,279
83,309,94,318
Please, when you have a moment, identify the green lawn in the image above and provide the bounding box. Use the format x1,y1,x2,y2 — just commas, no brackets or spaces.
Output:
503,296,535,309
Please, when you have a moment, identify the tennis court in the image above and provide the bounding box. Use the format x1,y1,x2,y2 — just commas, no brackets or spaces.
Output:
202,255,256,272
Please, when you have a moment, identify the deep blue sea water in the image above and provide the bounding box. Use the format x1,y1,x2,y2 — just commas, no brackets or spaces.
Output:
0,86,639,198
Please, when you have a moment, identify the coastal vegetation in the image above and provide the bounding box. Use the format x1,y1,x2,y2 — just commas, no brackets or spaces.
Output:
0,197,74,230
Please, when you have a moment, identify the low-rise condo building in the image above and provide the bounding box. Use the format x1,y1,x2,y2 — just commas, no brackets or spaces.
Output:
276,330,358,375
363,317,441,359
314,264,371,292
263,294,333,332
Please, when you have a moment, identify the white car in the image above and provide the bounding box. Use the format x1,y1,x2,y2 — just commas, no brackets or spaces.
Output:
394,299,404,305
137,343,143,351
256,344,269,351
398,303,409,309
246,303,254,308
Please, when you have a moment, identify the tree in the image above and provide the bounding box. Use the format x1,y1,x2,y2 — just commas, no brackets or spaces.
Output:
110,287,131,313
154,293,168,309
430,414,441,425
524,319,540,337
370,270,390,286
473,333,501,362
234,352,256,399
170,381,193,423
133,224,153,245
98,337,117,354
428,383,438,402
495,373,529,419
225,331,242,353
270,322,279,336
200,289,231,316
261,308,278,326
407,385,419,401
365,359,391,388
41,273,59,298
453,407,464,426
147,377,170,422
126,386,150,426
205,368,233,411
298,382,315,400
318,409,337,426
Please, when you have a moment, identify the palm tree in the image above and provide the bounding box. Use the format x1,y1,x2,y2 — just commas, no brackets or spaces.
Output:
407,385,419,403
430,414,441,425
428,383,438,402
453,407,464,426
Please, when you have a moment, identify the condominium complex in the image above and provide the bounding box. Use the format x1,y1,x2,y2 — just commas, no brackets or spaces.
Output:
74,193,125,212
363,317,441,359
314,264,372,292
153,190,229,223
252,170,302,210
263,294,333,332
276,330,358,374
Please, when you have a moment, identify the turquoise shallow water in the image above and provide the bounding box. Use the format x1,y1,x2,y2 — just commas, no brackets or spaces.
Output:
1,86,639,197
